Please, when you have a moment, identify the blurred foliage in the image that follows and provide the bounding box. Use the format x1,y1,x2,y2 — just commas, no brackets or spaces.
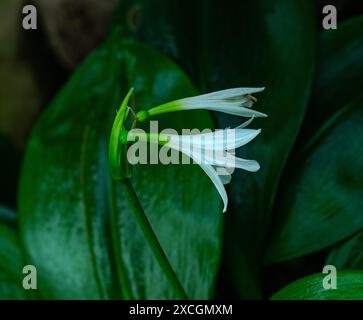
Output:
0,0,363,300
0,0,67,148
0,0,41,148
34,0,117,69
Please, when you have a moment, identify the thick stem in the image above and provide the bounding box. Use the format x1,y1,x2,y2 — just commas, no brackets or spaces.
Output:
121,179,188,299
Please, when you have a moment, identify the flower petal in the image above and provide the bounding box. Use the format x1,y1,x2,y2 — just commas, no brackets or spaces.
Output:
204,104,267,118
167,128,261,151
191,148,260,173
165,141,229,212
232,155,260,172
198,163,228,213
213,167,232,185
233,129,261,149
236,116,255,129
184,87,265,100
179,100,267,118
220,174,232,185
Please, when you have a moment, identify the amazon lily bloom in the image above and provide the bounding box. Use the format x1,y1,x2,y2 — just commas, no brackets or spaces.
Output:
136,87,267,122
126,118,261,213
166,120,260,213
110,87,267,213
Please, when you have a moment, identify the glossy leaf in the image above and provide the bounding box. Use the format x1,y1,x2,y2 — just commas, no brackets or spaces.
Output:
19,28,222,299
265,17,363,264
271,271,363,300
19,30,124,300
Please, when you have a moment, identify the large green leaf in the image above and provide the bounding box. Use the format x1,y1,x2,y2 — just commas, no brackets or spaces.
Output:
19,28,222,299
271,271,363,300
19,30,123,300
0,208,32,299
196,0,316,298
265,17,363,264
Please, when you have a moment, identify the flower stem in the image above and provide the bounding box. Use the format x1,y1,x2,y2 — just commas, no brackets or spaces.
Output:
121,179,188,299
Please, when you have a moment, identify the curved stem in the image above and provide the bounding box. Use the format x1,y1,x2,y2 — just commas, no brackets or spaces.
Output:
121,179,188,299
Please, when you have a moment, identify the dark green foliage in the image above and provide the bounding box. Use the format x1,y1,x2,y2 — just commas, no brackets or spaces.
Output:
265,16,363,263
1,1,362,300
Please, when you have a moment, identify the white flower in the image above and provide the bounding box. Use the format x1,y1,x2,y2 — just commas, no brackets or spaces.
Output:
137,87,267,121
129,87,267,212
163,118,261,213
176,87,267,117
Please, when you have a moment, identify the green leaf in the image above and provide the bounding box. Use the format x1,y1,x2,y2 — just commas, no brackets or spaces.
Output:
19,28,222,299
271,271,363,300
326,231,363,269
265,16,363,264
197,0,316,298
0,211,32,299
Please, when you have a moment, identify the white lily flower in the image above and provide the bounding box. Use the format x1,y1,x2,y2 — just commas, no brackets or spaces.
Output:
163,121,261,213
136,87,267,121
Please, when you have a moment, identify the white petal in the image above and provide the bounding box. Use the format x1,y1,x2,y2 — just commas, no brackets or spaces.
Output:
178,98,267,118
194,149,260,173
164,142,230,212
222,154,260,172
219,173,232,185
195,128,260,150
198,163,228,213
178,88,267,118
231,155,260,172
236,117,255,129
204,103,267,118
165,142,229,212
184,87,265,100
168,128,260,151
213,167,232,185
233,129,261,149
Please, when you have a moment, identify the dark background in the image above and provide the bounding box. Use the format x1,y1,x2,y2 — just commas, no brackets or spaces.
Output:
1,0,363,300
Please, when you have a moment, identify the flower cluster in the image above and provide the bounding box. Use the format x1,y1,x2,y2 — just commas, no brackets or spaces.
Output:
109,87,267,213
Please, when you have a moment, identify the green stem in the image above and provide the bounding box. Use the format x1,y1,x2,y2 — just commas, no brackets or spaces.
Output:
121,179,188,299
109,178,132,299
